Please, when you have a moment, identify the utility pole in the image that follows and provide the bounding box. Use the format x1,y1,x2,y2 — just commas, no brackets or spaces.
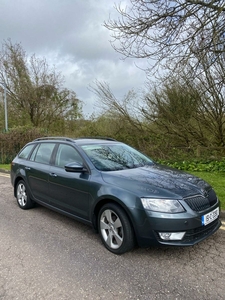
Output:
0,82,8,132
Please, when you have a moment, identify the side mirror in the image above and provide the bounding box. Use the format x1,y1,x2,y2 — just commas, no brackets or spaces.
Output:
65,162,87,173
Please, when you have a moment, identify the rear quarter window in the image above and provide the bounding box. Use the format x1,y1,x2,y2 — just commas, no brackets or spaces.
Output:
30,143,55,164
18,144,35,159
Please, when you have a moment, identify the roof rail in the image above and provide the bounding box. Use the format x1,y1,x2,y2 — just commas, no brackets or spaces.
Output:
76,136,117,141
34,137,75,142
34,136,117,142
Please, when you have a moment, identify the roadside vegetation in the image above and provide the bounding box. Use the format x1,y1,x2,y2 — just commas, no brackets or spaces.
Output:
0,164,10,171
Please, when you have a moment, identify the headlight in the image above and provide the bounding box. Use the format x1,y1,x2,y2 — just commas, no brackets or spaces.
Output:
140,198,185,213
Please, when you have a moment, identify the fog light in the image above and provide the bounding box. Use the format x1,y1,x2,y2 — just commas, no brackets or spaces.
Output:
158,232,186,240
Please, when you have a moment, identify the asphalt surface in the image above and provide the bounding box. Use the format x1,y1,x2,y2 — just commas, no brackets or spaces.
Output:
0,172,225,300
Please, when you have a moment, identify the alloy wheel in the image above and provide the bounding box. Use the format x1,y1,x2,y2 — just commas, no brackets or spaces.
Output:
100,209,124,250
17,182,27,207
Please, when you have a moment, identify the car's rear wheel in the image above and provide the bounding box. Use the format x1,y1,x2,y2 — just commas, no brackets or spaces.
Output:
16,180,34,209
98,203,135,254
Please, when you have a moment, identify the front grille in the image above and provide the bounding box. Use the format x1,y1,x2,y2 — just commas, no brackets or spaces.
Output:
184,189,217,212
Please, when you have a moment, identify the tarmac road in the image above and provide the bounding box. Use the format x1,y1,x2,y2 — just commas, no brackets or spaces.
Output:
0,173,225,300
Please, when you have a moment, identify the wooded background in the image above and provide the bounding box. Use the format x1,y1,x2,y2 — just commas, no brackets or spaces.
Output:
1,1,225,163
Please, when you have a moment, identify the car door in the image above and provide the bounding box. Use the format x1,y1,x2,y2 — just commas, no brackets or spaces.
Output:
48,143,91,220
25,142,56,202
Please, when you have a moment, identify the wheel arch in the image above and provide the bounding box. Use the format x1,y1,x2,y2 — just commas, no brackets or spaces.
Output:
13,176,24,197
92,198,137,240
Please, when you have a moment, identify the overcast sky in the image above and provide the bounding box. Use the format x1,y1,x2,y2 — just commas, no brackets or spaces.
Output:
0,0,148,117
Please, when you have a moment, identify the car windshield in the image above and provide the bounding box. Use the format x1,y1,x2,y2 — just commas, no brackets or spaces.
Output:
81,143,153,171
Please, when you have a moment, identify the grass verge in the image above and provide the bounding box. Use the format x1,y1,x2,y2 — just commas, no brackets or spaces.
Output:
0,164,10,171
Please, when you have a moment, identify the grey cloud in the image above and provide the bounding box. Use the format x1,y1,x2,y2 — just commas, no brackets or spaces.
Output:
0,0,147,115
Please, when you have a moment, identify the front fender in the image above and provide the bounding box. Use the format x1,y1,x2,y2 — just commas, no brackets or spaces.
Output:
90,184,147,234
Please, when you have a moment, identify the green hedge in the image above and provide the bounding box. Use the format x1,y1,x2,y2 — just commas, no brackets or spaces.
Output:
0,126,46,163
157,159,225,173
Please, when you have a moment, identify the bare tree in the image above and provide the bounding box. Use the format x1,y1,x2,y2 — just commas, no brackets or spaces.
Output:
91,73,225,153
181,51,225,147
90,80,143,130
143,58,225,148
0,40,81,129
142,80,209,147
105,0,225,72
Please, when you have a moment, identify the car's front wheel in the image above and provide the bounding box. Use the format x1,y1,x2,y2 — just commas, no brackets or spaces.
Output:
16,180,34,209
98,203,135,254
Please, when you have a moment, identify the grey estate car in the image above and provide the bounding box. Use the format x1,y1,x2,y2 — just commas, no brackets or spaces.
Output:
11,137,221,254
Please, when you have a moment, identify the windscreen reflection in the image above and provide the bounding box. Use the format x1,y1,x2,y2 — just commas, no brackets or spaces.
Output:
81,144,153,171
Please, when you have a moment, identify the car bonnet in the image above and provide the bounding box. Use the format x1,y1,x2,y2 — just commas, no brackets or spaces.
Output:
100,163,211,198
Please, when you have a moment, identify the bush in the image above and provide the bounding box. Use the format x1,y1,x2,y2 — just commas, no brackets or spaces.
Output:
157,159,225,173
0,126,46,163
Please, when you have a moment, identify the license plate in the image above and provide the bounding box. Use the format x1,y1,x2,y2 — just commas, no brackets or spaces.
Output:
201,207,219,226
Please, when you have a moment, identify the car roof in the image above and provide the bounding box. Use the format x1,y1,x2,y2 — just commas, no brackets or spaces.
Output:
33,137,120,146
75,138,119,146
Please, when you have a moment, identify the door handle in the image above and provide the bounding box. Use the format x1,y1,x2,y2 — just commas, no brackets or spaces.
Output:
49,173,58,177
25,167,31,170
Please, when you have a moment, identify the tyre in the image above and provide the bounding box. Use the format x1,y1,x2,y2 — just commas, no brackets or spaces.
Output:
16,180,34,209
98,203,135,254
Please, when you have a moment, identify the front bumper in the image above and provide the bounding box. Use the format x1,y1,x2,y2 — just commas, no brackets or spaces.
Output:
133,205,221,247
155,218,221,246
